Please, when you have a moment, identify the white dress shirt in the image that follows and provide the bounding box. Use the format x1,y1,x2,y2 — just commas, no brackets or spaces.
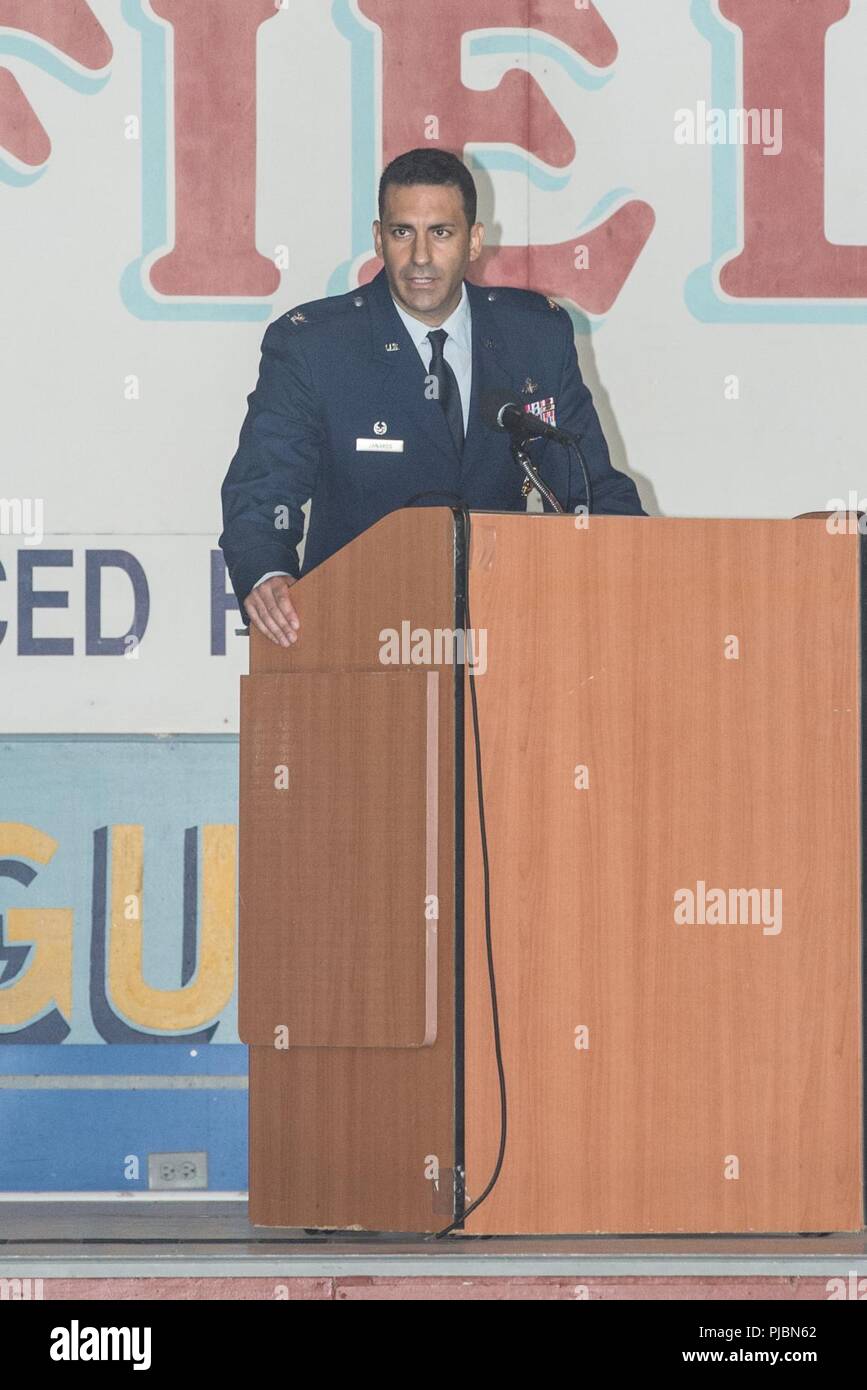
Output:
390,280,472,433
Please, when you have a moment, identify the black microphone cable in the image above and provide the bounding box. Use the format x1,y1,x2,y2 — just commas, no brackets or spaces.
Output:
567,436,593,517
401,491,507,1238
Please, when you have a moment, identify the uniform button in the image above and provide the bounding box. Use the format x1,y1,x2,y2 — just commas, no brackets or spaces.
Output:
353,296,364,307
487,291,497,301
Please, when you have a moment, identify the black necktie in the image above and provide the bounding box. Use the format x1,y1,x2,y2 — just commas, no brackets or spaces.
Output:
427,328,464,456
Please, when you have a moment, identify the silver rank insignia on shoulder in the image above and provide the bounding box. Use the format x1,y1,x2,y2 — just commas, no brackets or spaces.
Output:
546,296,560,311
288,311,306,324
385,341,400,351
522,378,539,396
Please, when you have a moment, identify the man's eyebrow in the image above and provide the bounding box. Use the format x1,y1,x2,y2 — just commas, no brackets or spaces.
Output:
386,221,457,230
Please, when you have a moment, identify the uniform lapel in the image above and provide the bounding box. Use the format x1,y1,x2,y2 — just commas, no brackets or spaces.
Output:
461,281,526,487
365,268,459,465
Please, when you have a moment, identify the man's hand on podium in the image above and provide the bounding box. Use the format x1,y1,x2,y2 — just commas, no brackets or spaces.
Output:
244,575,300,647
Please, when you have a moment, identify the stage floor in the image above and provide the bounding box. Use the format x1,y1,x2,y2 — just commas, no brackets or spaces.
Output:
1,1202,865,1291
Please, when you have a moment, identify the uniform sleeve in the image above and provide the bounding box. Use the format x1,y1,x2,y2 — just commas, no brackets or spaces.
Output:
219,319,324,617
541,310,646,516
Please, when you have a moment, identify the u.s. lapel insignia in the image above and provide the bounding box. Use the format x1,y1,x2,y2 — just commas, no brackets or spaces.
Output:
546,296,561,311
522,377,539,397
385,341,400,352
288,310,306,324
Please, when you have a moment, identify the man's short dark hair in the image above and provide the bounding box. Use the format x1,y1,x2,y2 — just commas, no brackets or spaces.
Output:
378,148,478,227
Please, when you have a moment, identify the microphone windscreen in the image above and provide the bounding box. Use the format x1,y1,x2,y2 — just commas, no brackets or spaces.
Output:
480,391,511,432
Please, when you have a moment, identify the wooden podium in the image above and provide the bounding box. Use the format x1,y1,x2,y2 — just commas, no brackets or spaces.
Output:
238,508,864,1234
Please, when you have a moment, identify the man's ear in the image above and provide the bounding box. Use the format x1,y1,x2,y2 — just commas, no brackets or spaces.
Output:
372,220,382,257
468,221,485,263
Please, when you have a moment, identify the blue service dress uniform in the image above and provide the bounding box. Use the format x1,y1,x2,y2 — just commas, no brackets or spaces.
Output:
219,266,645,619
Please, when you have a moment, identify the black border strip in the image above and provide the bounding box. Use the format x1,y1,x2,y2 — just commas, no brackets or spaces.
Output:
452,509,467,1225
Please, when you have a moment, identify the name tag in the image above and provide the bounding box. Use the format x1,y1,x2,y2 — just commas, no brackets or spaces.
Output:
356,438,404,453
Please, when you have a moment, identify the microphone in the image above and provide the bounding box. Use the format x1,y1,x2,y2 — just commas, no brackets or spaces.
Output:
481,394,574,445
481,390,593,515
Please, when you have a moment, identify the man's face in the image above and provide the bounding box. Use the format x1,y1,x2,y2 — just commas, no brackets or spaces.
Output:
373,182,484,326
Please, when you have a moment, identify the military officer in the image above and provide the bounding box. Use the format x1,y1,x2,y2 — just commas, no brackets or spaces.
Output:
219,148,645,647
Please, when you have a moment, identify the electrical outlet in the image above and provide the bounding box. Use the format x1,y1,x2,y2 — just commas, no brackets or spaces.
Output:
148,1151,208,1190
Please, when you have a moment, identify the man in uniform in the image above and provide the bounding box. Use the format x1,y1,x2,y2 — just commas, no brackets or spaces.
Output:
219,148,645,647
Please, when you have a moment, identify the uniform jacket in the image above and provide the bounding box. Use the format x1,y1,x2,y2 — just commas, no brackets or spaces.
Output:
219,267,645,617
